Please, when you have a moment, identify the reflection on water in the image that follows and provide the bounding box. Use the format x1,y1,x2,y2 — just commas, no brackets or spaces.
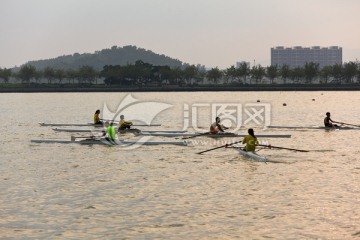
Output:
0,91,359,239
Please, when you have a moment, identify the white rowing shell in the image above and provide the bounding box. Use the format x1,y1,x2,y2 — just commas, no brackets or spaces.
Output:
31,139,188,146
40,122,161,127
234,147,267,162
52,128,186,133
135,132,291,138
267,125,358,130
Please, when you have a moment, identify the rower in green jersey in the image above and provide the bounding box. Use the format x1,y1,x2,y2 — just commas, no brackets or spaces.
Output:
242,128,259,152
102,121,117,142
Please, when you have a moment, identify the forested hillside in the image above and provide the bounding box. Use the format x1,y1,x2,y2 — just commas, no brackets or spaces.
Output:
25,45,183,70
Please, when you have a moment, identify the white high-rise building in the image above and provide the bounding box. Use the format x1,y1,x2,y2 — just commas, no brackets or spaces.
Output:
271,46,342,68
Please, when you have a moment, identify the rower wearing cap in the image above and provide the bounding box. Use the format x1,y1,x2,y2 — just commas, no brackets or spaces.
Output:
94,109,102,124
242,128,258,152
210,117,228,134
118,115,133,131
324,112,338,127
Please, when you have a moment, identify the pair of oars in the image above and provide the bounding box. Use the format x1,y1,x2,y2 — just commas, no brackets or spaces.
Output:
100,118,161,127
333,121,360,128
197,142,309,154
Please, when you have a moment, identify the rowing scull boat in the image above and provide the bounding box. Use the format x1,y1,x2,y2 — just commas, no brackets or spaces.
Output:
234,147,267,162
31,138,188,146
40,123,161,127
267,125,358,130
135,132,292,138
51,129,290,138
52,128,187,133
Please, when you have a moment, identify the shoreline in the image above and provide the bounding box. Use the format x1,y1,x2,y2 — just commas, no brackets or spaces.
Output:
1,85,360,92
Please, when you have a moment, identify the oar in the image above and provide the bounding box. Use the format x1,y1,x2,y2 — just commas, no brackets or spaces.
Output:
71,135,96,141
257,144,309,152
333,121,360,128
183,125,231,139
101,118,119,122
101,118,161,127
197,140,243,154
183,131,211,139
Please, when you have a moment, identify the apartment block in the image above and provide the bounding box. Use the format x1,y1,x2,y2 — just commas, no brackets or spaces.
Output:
271,46,342,68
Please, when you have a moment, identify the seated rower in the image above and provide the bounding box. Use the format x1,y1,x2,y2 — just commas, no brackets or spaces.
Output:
102,121,117,143
210,117,227,134
324,112,338,128
118,115,137,132
94,109,103,124
242,128,258,152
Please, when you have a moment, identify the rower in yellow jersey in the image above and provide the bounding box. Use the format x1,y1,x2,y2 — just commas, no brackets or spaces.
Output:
242,128,259,152
118,115,133,130
94,109,103,124
115,115,141,133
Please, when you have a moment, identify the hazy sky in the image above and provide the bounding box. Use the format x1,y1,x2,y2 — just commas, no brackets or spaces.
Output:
1,0,359,69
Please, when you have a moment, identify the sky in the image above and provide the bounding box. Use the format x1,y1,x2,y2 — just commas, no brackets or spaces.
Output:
0,0,359,69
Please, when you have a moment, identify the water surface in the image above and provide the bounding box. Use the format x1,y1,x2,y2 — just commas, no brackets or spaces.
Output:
0,91,359,239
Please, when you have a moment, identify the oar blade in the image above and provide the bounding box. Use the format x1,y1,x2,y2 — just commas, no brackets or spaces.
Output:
71,135,96,141
196,140,243,154
259,144,309,152
183,132,210,139
197,145,223,154
334,121,360,128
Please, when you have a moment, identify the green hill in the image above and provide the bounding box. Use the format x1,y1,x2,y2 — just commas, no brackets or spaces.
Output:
25,45,183,71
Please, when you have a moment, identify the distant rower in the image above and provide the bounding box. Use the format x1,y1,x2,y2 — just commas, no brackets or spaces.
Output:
324,112,338,127
118,115,133,130
94,109,102,124
210,117,228,134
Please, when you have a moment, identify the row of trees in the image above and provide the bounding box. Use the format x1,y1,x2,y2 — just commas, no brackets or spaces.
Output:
222,61,359,84
0,65,98,85
1,61,360,85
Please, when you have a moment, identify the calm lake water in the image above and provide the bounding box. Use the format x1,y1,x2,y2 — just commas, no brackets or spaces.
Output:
0,91,359,239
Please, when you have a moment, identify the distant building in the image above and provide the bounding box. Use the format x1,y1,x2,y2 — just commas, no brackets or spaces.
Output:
235,61,250,68
271,46,342,68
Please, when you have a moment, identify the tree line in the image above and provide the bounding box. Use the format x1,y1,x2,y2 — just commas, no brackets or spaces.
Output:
1,60,359,86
